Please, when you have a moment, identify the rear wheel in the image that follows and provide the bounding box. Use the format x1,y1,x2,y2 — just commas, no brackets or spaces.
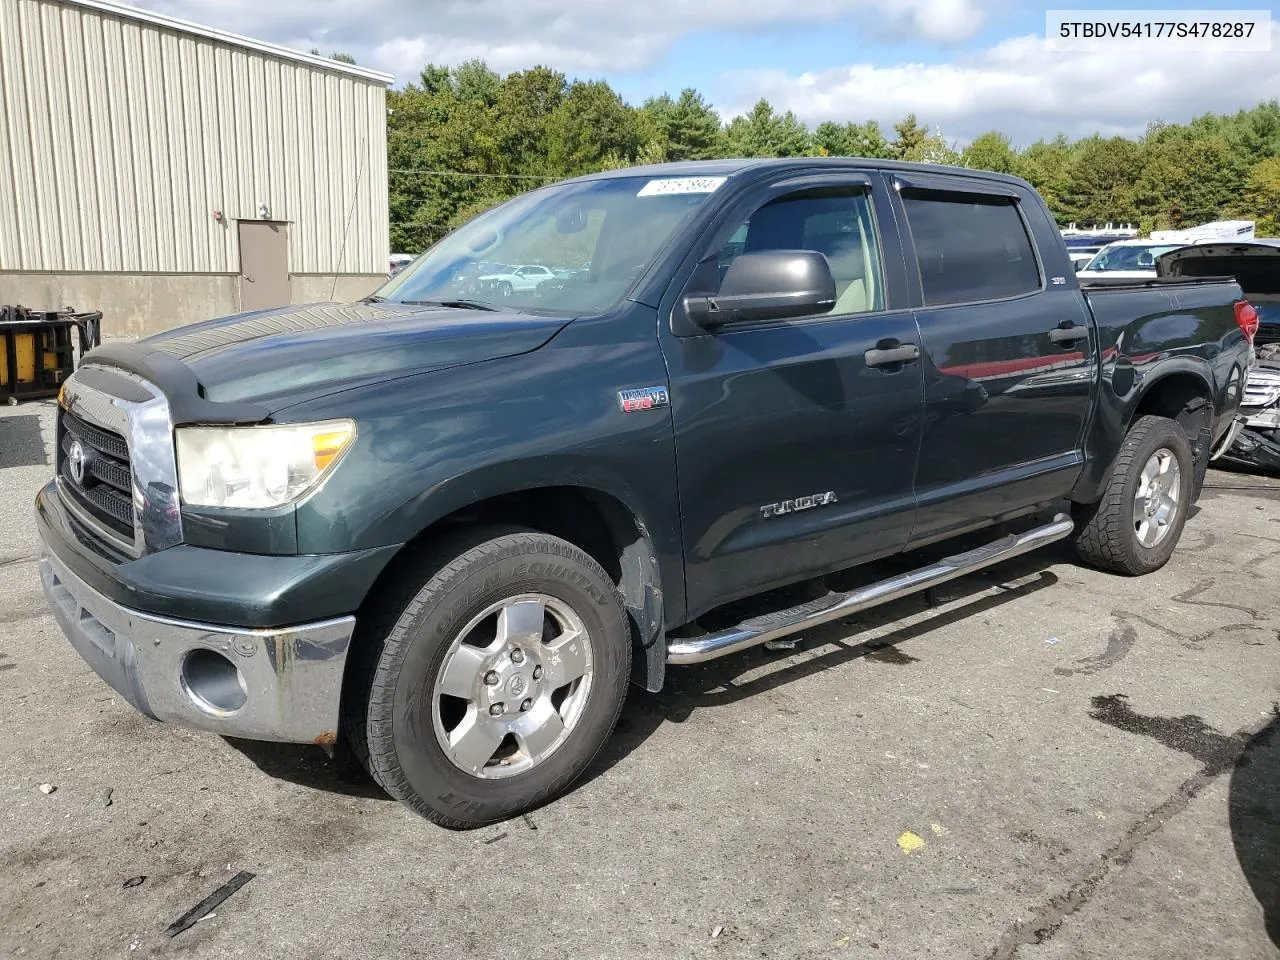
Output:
344,529,629,828
1073,415,1193,575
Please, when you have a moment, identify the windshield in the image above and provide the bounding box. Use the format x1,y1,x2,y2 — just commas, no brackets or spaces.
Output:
1084,244,1182,272
374,176,725,316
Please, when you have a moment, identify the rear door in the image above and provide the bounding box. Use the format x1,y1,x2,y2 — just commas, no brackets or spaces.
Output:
888,172,1096,546
659,172,925,618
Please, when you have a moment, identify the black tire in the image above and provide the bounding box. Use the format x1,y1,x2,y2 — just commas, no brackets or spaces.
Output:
1073,415,1194,575
343,527,629,828
497,281,513,297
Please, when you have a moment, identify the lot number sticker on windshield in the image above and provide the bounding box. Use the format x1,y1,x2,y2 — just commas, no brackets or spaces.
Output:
637,176,727,197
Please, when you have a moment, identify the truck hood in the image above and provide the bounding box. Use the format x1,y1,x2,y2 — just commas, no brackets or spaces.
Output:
1156,242,1280,273
139,301,572,407
1156,243,1280,298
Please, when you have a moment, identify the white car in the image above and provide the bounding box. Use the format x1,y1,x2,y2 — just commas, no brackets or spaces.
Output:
1076,240,1186,281
388,253,415,277
479,264,556,295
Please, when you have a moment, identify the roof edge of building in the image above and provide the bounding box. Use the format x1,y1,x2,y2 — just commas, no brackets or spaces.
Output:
56,0,396,85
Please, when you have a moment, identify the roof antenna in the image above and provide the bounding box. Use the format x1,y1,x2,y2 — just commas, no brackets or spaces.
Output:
331,135,369,302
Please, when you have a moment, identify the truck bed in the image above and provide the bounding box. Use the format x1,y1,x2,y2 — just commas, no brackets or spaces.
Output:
1081,276,1243,339
1076,275,1239,291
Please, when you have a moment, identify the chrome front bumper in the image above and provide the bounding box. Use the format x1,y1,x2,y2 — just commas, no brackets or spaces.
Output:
40,550,356,744
1241,361,1280,431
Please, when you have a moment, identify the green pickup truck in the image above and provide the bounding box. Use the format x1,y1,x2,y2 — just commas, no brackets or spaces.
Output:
37,159,1255,827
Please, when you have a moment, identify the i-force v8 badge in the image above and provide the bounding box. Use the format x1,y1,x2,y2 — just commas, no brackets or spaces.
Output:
618,386,670,413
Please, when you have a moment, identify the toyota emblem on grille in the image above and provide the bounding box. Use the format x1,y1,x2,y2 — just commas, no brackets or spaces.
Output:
67,439,87,486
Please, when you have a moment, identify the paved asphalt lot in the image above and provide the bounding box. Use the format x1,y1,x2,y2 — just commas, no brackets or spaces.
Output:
1,398,1278,960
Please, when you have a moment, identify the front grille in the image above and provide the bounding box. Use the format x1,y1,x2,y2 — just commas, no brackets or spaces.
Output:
1243,364,1280,412
1255,327,1280,349
57,408,135,540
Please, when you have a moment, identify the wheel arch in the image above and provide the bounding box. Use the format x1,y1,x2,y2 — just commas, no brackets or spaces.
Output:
352,478,671,694
1129,368,1215,496
1129,368,1213,427
1074,362,1218,506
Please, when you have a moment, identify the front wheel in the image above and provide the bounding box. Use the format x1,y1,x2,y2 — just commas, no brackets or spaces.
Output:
345,529,630,827
1073,415,1194,575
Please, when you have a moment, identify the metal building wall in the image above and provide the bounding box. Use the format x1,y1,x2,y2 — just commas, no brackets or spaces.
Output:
0,0,389,276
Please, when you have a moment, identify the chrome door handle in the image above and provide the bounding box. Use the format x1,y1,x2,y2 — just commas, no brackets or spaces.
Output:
865,343,920,367
1048,324,1089,343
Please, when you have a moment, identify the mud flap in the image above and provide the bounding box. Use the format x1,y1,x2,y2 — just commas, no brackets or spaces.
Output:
1176,397,1212,502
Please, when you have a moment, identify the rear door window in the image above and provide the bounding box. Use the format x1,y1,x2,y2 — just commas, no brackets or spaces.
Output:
901,192,1041,306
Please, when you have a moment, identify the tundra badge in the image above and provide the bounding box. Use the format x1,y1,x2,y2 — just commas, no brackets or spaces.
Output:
760,492,838,518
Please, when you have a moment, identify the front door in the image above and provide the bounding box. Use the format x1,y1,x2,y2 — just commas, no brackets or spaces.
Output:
660,175,925,619
890,175,1096,546
238,221,292,311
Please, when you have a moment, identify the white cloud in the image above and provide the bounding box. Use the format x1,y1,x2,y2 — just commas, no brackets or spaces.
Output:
716,27,1280,144
131,0,988,77
127,0,1276,144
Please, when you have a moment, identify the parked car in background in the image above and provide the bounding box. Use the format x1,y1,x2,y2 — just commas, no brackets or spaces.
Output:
37,159,1255,828
1061,228,1137,271
1159,242,1280,473
478,263,557,296
389,253,415,277
1159,242,1280,347
1077,239,1187,280
1225,349,1280,474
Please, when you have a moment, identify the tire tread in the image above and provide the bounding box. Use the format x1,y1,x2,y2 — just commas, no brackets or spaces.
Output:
1074,415,1192,575
343,527,628,828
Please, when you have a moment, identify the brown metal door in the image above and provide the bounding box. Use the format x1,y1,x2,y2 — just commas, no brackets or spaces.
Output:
237,221,292,311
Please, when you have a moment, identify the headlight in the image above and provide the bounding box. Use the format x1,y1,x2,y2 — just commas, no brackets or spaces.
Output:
175,421,355,509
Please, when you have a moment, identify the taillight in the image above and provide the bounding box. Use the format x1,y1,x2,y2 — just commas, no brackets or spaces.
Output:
1235,299,1259,344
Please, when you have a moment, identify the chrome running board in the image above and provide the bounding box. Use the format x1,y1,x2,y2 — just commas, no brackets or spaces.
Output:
666,514,1075,665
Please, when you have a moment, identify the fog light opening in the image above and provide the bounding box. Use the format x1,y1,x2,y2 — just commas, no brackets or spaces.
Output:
181,649,247,715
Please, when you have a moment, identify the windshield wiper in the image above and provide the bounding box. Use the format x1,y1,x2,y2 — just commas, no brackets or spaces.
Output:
361,294,386,303
400,299,501,312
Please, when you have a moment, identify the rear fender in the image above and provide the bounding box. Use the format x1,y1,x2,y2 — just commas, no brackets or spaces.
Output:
1071,358,1222,504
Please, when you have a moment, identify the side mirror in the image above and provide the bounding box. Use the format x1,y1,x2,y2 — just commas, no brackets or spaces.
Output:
685,250,836,327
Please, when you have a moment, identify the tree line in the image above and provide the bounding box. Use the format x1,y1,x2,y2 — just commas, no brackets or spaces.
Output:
387,59,1280,252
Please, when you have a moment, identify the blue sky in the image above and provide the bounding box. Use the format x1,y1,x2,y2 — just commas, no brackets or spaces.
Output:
609,1,1035,104
628,0,1271,87
138,0,1280,145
